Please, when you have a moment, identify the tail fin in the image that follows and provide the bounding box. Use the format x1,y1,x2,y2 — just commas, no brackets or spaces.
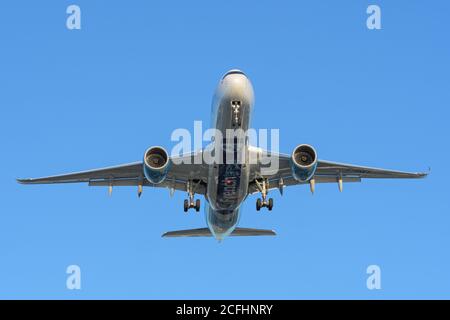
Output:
162,227,276,238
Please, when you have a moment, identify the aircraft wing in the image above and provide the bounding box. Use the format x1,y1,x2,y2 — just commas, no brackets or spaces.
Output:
17,151,209,195
249,151,428,194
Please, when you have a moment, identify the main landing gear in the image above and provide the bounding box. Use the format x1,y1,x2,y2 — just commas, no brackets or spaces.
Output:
184,180,201,212
255,178,274,211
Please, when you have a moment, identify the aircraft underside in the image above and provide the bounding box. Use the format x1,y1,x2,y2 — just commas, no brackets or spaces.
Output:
17,69,428,241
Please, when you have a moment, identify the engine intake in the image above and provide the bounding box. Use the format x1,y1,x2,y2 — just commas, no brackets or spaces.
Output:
143,146,170,184
290,144,318,182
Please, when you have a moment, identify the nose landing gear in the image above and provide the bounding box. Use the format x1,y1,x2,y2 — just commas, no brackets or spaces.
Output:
184,180,201,212
231,100,242,127
255,178,274,211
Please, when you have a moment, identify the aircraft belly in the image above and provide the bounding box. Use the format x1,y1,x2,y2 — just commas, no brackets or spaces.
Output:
209,163,248,211
206,72,253,238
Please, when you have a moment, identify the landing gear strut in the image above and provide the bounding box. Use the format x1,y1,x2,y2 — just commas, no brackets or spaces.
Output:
255,178,274,211
184,180,201,212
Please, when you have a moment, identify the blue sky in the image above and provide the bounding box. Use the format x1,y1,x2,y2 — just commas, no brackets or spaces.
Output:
0,1,449,299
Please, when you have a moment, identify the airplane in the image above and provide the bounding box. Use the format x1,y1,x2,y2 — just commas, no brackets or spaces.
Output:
17,69,428,240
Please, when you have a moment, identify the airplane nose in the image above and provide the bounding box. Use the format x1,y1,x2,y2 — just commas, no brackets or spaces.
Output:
215,69,254,108
221,69,250,95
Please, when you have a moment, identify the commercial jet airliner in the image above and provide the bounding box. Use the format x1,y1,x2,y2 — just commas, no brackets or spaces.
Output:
17,69,428,240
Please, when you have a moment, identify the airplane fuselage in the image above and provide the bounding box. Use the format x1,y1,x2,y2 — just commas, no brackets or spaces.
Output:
206,70,255,240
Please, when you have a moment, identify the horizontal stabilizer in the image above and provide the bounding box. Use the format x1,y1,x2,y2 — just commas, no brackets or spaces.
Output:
231,228,276,236
162,227,276,238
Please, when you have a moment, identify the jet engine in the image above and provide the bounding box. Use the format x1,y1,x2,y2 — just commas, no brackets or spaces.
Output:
290,144,318,182
143,146,171,184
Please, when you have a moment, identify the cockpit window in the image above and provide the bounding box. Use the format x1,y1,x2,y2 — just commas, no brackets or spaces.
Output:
222,69,245,80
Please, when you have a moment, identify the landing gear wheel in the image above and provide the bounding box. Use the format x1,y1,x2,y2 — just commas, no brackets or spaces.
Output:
183,199,189,212
195,199,201,212
268,198,274,211
256,198,262,211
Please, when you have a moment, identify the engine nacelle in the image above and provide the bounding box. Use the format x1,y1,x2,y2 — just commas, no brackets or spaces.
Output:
290,144,318,182
143,146,171,184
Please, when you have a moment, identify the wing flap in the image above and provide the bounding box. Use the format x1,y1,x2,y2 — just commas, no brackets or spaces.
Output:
249,176,361,194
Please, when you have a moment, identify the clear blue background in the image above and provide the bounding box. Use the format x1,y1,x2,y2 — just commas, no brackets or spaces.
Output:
0,1,449,299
